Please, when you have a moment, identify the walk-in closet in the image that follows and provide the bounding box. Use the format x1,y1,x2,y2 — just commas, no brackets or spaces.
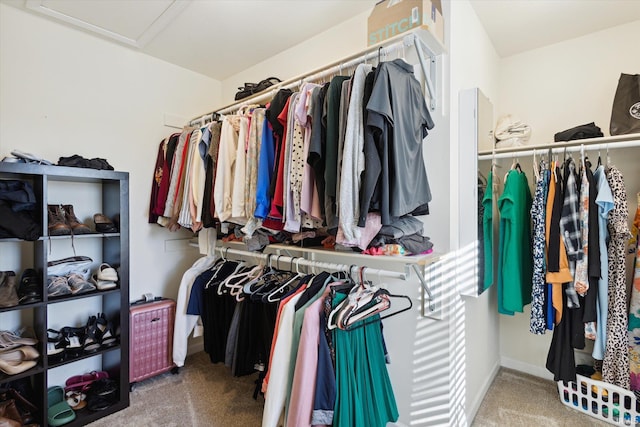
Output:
1,1,639,426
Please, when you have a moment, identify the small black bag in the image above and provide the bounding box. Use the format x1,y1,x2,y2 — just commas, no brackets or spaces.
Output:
234,77,281,101
610,73,640,135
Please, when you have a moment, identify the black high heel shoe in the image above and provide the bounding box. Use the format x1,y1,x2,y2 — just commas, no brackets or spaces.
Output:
60,326,85,358
96,313,118,348
47,329,68,363
83,316,102,354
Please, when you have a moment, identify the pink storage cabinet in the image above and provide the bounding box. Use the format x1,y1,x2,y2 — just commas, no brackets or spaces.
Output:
129,298,177,389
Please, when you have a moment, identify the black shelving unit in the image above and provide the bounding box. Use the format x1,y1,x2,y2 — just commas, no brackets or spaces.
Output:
0,162,129,426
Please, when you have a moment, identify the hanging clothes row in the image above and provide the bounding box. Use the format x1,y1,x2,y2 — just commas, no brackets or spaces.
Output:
173,253,410,427
148,57,435,256
483,150,634,388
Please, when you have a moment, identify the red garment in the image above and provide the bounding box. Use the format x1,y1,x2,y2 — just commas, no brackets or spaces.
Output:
269,97,292,218
149,138,166,223
155,134,180,218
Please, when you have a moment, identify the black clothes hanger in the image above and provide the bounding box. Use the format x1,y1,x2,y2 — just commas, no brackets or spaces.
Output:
335,289,413,331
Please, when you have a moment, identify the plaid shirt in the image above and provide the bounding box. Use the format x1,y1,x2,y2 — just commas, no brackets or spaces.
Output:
560,158,582,309
560,158,582,261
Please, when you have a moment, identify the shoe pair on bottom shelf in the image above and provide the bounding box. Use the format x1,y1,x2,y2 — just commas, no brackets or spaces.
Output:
64,371,118,413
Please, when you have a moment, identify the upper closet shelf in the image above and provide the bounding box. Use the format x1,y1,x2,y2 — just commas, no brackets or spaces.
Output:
477,133,640,160
189,26,445,126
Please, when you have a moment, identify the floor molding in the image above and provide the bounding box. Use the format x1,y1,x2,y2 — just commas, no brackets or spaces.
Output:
467,360,500,423
500,356,554,381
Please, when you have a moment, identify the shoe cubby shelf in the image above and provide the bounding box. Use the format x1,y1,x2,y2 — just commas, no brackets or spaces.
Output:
0,365,45,384
0,162,130,426
48,345,121,369
0,233,121,243
47,288,121,304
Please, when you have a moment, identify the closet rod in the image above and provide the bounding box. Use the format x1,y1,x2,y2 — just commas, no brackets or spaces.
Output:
188,30,437,126
215,246,408,282
477,139,640,161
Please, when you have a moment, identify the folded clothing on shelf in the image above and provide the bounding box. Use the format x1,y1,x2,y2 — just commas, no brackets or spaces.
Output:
57,155,113,171
9,149,53,165
554,122,604,142
494,114,531,147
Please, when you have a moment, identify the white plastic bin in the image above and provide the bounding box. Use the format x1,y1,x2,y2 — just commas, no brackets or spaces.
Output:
557,374,640,426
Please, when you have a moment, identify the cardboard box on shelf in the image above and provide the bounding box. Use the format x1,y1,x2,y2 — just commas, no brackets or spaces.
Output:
367,0,444,47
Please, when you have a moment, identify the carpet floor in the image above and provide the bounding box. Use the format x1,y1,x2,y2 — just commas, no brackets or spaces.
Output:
88,351,264,427
88,353,614,426
472,368,611,427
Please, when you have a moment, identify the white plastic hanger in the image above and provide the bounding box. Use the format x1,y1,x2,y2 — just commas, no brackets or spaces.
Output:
266,258,305,303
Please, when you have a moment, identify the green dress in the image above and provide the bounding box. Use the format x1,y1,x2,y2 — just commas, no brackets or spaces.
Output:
497,169,533,315
482,171,494,290
332,293,399,427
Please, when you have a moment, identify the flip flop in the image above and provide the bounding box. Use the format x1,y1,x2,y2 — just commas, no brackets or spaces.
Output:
65,371,109,392
65,390,87,410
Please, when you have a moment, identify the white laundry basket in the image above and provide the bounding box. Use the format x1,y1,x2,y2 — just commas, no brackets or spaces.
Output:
557,374,640,426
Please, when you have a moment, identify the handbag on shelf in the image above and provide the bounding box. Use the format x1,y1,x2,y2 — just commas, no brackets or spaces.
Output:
0,399,21,427
610,73,640,135
234,77,281,101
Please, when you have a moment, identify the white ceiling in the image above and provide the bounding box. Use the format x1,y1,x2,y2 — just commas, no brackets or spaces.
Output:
470,0,640,58
4,0,640,80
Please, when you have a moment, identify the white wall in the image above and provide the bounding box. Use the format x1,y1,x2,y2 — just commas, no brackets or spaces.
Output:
498,20,640,142
0,4,220,343
220,11,370,104
448,0,502,422
497,20,640,379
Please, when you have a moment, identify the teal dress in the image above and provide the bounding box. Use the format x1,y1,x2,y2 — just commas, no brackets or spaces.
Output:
482,171,494,290
498,169,533,315
332,293,399,427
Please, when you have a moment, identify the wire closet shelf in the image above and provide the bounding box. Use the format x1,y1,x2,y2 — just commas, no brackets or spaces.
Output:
188,28,443,127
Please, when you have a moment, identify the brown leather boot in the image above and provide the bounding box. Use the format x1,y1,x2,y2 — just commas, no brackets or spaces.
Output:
0,271,18,308
61,204,91,234
48,204,71,236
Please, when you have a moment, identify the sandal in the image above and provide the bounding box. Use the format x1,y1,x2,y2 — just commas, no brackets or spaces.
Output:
47,386,76,427
65,371,109,393
91,264,117,291
83,316,102,353
96,264,118,282
47,329,68,363
86,378,117,411
60,326,85,358
65,390,87,410
96,313,118,348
